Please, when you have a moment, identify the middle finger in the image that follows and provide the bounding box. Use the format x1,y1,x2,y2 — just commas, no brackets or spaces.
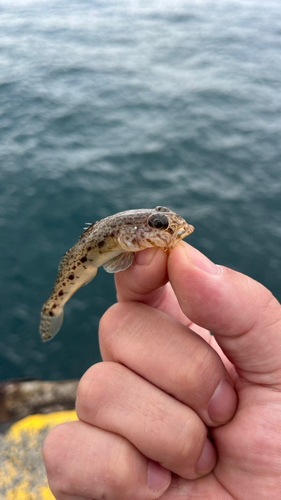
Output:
99,302,237,426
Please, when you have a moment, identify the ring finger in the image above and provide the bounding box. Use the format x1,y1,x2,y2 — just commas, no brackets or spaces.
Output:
76,361,216,480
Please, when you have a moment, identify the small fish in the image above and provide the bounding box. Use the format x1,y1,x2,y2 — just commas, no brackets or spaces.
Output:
40,206,194,342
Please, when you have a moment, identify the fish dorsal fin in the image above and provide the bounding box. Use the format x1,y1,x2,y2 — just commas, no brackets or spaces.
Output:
80,220,99,237
103,252,135,274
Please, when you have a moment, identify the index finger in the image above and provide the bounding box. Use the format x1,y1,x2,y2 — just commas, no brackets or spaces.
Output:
115,247,195,327
115,248,168,303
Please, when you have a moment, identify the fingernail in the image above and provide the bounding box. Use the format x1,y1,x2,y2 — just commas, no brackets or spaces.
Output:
183,245,221,275
135,248,158,266
147,460,171,492
195,438,216,475
208,378,238,424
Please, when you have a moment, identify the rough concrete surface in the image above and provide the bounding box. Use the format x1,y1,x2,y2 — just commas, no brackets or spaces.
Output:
0,411,77,500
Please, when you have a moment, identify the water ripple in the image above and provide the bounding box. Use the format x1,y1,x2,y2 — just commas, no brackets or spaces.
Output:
0,0,280,380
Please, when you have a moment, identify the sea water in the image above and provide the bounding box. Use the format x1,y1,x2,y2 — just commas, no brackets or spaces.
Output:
0,0,280,380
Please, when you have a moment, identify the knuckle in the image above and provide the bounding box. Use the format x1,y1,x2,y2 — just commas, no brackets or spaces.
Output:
76,361,123,417
173,341,222,400
174,417,206,469
108,437,136,489
99,303,133,356
105,436,148,498
99,303,121,343
42,423,73,482
77,362,108,414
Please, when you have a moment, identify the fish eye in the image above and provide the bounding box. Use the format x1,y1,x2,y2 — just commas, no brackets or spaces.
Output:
148,214,169,230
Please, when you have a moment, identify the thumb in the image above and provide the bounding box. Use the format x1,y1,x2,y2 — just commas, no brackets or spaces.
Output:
169,242,281,388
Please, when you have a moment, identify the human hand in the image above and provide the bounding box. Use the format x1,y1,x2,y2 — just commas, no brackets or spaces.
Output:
43,243,281,499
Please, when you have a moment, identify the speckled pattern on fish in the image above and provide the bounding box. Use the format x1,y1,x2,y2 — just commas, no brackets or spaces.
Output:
39,207,194,342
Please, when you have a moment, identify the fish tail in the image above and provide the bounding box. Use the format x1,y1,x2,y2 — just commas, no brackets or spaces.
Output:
40,248,98,341
40,305,64,342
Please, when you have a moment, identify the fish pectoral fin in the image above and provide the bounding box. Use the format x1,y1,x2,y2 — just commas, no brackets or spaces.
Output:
103,252,135,273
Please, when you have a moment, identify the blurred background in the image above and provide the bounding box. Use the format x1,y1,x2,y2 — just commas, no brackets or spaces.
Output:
0,0,280,382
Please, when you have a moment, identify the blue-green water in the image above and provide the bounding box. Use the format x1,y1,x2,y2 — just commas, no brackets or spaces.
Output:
0,0,280,381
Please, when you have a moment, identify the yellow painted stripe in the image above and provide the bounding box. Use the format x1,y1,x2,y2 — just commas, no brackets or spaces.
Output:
0,411,78,499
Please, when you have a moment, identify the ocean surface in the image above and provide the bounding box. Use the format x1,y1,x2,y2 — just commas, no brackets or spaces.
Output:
0,0,280,381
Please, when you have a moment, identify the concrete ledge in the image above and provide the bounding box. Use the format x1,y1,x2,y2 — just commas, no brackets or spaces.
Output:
0,410,77,499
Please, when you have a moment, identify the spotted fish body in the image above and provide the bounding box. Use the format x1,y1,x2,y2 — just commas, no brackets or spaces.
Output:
40,206,194,342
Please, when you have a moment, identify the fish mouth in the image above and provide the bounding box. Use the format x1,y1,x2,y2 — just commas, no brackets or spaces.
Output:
172,224,195,245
